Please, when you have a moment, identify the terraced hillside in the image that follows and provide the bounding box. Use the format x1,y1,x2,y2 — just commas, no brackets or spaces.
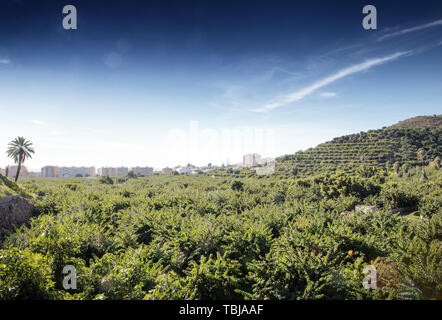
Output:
388,115,442,129
275,116,442,178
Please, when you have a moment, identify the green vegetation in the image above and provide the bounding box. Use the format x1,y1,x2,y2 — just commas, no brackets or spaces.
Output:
0,117,440,300
0,174,29,198
275,126,441,178
0,165,440,300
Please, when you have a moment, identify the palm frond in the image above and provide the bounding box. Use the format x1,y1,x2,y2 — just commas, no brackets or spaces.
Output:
5,136,35,164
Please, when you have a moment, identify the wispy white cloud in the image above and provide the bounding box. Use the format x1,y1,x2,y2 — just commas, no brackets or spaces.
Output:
49,130,65,136
30,119,48,126
77,127,110,135
252,51,411,113
103,52,122,69
318,92,337,98
264,66,303,78
0,58,10,64
378,19,442,41
382,25,401,33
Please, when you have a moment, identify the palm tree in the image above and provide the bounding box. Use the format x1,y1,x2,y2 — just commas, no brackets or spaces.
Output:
6,137,35,182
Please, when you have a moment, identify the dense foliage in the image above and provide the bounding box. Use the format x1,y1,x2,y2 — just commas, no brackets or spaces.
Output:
275,126,441,178
0,174,29,198
1,166,440,300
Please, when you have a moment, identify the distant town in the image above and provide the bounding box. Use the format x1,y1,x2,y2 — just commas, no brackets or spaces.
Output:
0,153,274,178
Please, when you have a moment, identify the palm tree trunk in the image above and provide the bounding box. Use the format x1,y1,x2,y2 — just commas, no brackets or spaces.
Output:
15,155,22,182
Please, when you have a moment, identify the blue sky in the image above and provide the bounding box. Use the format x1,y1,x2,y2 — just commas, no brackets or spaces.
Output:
0,0,441,170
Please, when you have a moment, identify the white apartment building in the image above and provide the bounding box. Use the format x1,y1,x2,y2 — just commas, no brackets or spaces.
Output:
161,167,174,174
5,165,29,178
41,166,58,178
57,167,96,178
243,153,262,167
176,166,199,174
131,167,153,176
98,167,129,177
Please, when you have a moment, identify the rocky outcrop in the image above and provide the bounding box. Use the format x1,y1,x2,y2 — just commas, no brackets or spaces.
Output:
340,205,378,217
340,211,354,217
341,205,419,218
355,205,378,214
0,195,34,234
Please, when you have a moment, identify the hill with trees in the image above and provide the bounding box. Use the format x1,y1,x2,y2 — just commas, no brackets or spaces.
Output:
387,115,442,129
275,116,441,178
